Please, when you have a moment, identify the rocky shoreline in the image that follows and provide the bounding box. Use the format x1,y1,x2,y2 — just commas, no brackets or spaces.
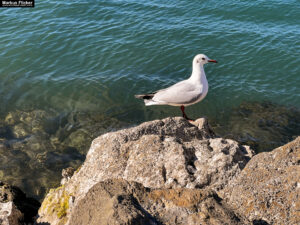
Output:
26,117,298,225
1,101,299,202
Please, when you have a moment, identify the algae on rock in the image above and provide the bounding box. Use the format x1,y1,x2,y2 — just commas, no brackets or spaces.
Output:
40,185,74,224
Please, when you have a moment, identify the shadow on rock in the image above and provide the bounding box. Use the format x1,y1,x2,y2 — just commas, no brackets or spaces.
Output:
252,219,270,225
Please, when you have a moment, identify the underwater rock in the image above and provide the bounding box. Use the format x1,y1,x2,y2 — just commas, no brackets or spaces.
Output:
215,101,300,152
12,123,30,139
0,125,11,139
5,110,55,135
61,129,92,155
0,109,126,200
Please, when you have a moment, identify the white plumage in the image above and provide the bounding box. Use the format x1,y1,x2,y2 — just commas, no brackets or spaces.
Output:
135,54,217,120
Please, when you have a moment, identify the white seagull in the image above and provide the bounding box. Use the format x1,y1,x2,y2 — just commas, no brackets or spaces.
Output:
135,54,217,120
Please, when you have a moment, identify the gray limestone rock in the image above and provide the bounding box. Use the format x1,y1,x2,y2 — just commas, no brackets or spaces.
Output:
69,117,252,195
37,117,253,225
222,136,300,225
67,179,246,225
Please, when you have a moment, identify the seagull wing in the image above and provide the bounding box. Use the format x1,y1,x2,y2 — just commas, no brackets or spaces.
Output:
152,80,203,105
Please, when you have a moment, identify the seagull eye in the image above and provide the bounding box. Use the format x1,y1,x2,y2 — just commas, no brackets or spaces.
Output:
202,58,205,60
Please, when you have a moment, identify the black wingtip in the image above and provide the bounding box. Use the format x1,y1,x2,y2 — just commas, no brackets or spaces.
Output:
134,94,154,100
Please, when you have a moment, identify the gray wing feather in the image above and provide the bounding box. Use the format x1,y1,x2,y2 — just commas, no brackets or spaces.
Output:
153,80,202,105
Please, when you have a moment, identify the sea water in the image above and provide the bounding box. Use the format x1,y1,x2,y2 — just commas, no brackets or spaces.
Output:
0,0,299,199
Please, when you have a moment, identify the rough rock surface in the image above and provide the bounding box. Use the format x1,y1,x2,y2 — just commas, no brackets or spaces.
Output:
0,202,23,225
222,136,300,225
37,117,253,225
67,179,246,225
68,117,252,193
0,181,40,224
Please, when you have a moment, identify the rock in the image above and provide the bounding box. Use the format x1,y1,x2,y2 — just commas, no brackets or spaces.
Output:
0,125,12,139
37,117,253,224
70,117,252,192
68,179,246,225
61,167,76,185
5,110,54,136
0,202,23,225
62,167,75,180
59,112,127,155
146,187,246,225
67,179,157,225
0,181,40,224
62,129,91,152
12,123,30,139
189,117,216,138
222,136,300,225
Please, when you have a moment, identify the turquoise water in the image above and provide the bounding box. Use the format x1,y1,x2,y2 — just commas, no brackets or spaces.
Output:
1,0,299,117
0,0,300,199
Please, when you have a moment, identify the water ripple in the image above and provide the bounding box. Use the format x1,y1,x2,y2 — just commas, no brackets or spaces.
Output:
0,0,299,121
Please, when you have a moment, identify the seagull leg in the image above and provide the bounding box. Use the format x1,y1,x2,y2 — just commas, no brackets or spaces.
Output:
180,105,194,121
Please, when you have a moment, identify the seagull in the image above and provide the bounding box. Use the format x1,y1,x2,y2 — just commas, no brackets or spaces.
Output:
135,54,217,120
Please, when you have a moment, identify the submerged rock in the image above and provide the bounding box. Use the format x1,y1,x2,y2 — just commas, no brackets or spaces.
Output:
0,109,126,200
216,101,300,152
37,117,253,225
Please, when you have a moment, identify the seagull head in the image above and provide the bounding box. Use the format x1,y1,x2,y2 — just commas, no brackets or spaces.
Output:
193,54,217,66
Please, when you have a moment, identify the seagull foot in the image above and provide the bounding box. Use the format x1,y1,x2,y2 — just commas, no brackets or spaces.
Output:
182,114,194,122
180,106,194,121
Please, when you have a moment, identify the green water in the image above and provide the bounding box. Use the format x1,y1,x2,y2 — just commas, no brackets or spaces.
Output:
0,0,299,199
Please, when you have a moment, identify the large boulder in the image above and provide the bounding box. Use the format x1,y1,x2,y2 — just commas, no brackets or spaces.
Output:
67,179,247,225
37,117,253,225
222,136,300,225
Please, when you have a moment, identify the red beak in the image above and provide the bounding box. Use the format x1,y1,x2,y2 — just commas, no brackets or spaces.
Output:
208,59,218,63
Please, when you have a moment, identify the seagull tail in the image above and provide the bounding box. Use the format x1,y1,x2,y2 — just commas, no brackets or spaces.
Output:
134,94,154,100
135,93,158,106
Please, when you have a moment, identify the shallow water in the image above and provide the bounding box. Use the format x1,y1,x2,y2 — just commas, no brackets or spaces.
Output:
0,0,299,200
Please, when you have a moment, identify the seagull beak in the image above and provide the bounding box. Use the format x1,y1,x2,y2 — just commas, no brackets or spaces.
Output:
208,59,218,63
